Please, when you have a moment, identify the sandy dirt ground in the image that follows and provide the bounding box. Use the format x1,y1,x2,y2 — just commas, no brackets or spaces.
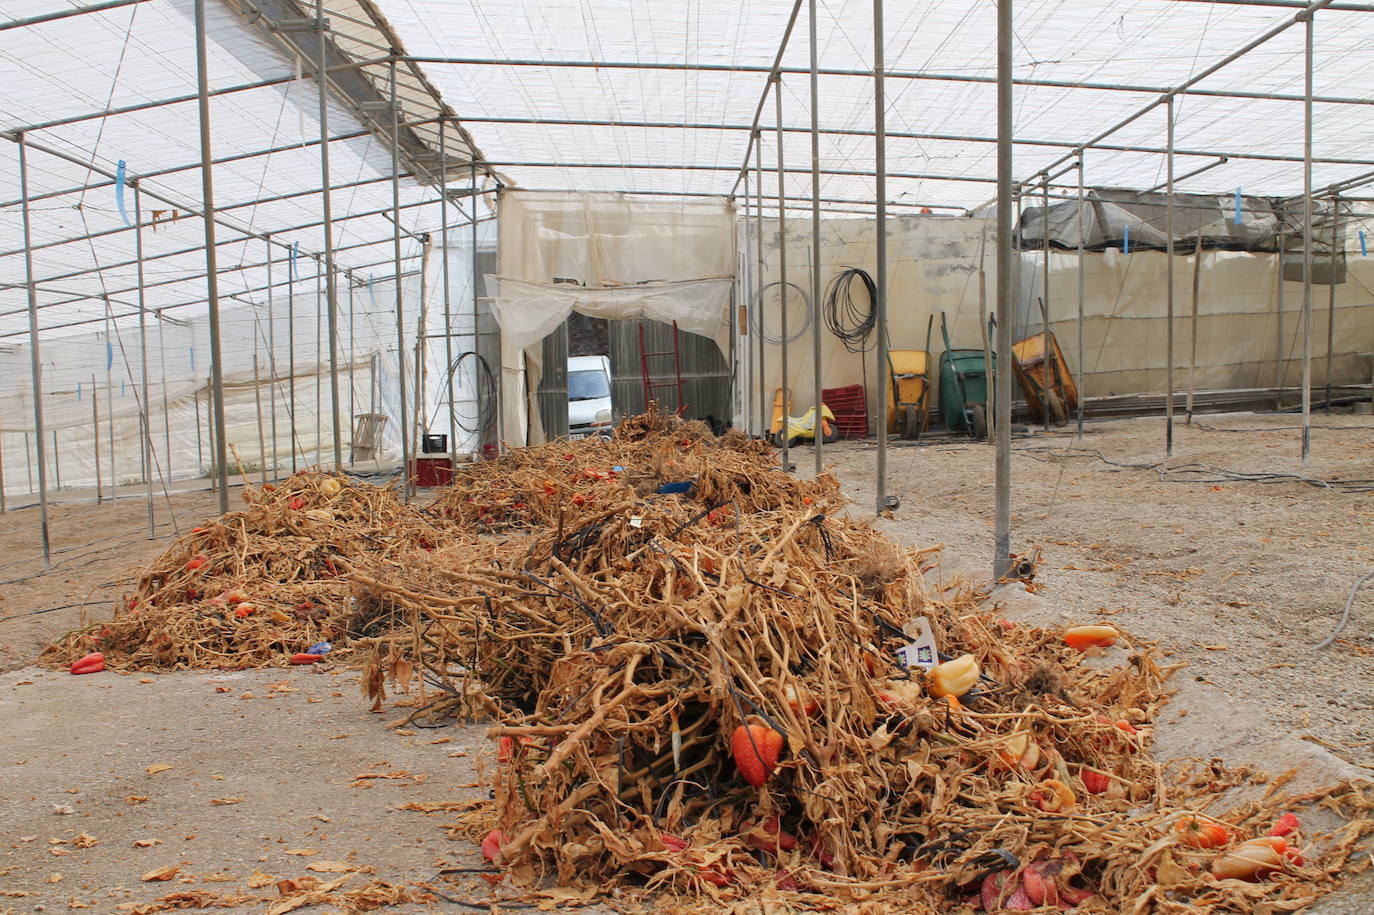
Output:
2,413,1372,912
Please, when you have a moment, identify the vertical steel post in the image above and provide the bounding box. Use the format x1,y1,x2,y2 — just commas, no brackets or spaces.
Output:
808,0,823,473
742,164,752,433
19,134,51,565
1187,233,1202,422
157,315,171,480
1076,153,1086,436
316,0,343,469
440,121,456,464
104,310,115,494
194,0,230,514
773,80,791,471
1300,12,1314,463
754,133,766,438
874,0,890,513
1040,179,1051,432
92,374,103,502
314,262,322,460
390,61,412,498
471,167,482,454
1165,96,1176,456
288,244,297,472
266,235,279,475
253,352,266,484
994,0,1014,577
348,273,356,442
1325,195,1337,412
133,185,154,535
1275,227,1286,407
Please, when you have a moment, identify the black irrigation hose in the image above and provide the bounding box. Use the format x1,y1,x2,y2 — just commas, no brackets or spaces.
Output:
438,350,498,436
823,266,877,353
752,281,812,345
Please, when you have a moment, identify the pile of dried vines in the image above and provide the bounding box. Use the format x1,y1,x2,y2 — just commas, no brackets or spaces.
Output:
357,414,1374,912
45,472,448,671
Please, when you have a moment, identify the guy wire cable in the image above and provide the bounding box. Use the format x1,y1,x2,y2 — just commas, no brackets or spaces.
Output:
752,281,812,345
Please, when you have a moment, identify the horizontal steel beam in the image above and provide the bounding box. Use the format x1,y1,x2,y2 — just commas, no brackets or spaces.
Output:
486,160,996,183
0,0,152,31
2,260,425,340
513,186,967,212
403,55,1374,107
1168,0,1373,10
458,114,1374,169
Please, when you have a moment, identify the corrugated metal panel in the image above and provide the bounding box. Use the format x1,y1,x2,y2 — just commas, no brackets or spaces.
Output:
608,319,730,427
536,322,570,439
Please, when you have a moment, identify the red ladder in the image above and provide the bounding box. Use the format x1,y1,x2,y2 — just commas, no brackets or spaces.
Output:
639,320,687,415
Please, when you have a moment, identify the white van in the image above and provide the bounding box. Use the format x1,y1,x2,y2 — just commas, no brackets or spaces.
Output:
568,354,613,438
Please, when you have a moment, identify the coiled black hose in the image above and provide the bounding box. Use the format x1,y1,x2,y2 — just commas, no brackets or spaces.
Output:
823,266,877,352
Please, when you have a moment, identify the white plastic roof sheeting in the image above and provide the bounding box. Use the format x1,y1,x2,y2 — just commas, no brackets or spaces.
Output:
370,0,1374,211
3,0,1374,346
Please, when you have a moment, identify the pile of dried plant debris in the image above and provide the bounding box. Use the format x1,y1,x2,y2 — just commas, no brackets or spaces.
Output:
44,472,450,671
354,409,1374,913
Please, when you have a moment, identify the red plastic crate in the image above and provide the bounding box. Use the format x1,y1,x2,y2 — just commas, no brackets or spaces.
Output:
823,384,868,439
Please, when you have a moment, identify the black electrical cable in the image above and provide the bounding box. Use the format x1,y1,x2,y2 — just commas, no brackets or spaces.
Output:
823,266,877,352
435,350,497,437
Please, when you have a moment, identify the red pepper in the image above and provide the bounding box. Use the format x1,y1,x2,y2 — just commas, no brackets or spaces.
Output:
481,829,505,864
696,868,731,887
290,653,323,665
70,652,105,675
1269,812,1300,837
323,558,339,576
660,833,690,853
186,556,208,571
288,496,307,510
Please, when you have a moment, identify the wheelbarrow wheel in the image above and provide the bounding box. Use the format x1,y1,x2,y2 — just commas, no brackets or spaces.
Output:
970,404,988,441
900,404,919,440
773,429,793,448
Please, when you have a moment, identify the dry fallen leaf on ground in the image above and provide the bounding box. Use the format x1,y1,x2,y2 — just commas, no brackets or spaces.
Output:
140,864,181,882
304,860,354,873
208,797,243,806
132,838,163,848
283,848,318,856
124,795,149,805
71,833,98,848
144,764,173,776
246,870,274,889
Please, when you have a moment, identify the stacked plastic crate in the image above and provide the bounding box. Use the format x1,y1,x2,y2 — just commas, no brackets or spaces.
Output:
821,384,868,439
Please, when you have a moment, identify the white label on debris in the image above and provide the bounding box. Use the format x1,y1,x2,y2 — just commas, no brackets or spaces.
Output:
629,517,644,528
897,617,938,671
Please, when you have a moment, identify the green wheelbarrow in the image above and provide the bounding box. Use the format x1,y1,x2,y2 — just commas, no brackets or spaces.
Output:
937,311,995,439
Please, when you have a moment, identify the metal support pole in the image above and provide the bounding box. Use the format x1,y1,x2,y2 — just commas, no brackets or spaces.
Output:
754,133,766,438
1165,96,1176,456
347,273,356,444
315,263,322,460
92,374,103,503
52,430,60,491
1326,195,1337,412
1041,180,1051,432
1276,227,1286,407
288,249,297,472
414,236,434,463
471,168,483,455
390,62,412,498
104,310,114,492
18,134,51,565
808,0,823,474
994,0,1013,577
253,352,266,485
440,121,457,465
195,0,230,514
1187,233,1202,422
742,162,752,433
774,79,791,472
1301,12,1314,463
316,0,343,470
1076,154,1086,436
134,186,153,535
158,317,171,481
873,0,891,514
266,235,279,475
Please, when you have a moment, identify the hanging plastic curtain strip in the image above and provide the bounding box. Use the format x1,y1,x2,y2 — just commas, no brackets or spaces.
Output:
295,56,308,148
1234,188,1243,225
115,160,133,228
1123,224,1131,254
1361,231,1368,257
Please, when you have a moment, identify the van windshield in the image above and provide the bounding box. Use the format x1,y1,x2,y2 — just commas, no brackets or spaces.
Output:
568,369,611,401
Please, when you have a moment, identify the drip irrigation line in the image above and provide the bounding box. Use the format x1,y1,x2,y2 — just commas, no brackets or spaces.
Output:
1191,420,1374,434
752,281,812,345
1314,567,1374,650
822,266,877,353
0,601,109,624
1012,445,1374,493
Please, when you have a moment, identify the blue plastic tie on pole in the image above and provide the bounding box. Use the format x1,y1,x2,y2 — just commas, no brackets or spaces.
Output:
115,160,133,228
106,340,113,370
1361,230,1368,257
368,273,375,299
77,382,82,401
291,241,299,281
1123,225,1130,254
190,347,196,373
120,381,126,397
1234,188,1243,225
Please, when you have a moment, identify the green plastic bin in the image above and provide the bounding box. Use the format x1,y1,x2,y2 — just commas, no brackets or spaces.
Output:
938,348,995,437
